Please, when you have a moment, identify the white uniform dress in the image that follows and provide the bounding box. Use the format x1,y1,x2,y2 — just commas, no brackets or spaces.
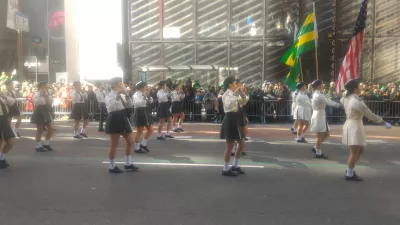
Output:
291,91,297,117
310,90,341,132
293,91,312,121
341,94,383,146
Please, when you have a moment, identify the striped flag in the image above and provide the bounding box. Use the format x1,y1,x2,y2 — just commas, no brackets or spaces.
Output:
335,0,368,93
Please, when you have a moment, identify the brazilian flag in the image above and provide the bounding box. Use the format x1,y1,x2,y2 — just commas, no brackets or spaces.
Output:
281,11,318,91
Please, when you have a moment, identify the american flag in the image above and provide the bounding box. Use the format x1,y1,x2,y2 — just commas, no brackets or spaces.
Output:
335,0,368,93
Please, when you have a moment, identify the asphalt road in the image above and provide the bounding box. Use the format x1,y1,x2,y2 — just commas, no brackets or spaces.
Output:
0,121,399,225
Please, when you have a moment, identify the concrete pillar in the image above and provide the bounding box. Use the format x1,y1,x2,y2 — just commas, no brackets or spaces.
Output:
64,0,80,83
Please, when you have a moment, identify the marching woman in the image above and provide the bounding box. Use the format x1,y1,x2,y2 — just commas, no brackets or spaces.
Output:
105,77,138,174
156,81,174,140
71,82,89,139
30,82,54,152
171,82,185,132
293,82,312,143
0,92,17,168
4,81,22,138
132,81,154,153
231,79,249,156
309,80,341,159
290,90,298,135
220,76,249,177
341,79,387,181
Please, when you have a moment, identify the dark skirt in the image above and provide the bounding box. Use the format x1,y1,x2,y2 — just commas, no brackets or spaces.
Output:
157,102,172,118
132,107,153,127
106,109,133,134
30,105,53,125
8,104,21,117
220,112,244,140
0,115,15,140
171,101,183,114
238,108,248,126
71,103,89,120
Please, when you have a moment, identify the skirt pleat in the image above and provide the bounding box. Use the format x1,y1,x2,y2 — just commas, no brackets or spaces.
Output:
132,107,153,127
30,105,53,124
106,110,133,134
220,112,244,140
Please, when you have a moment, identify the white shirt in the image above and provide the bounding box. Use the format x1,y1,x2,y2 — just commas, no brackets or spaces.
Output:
105,90,128,113
157,89,170,103
296,91,312,109
0,96,16,116
33,91,53,106
133,91,153,108
95,89,108,103
312,90,340,110
222,89,249,113
71,89,88,104
171,90,185,102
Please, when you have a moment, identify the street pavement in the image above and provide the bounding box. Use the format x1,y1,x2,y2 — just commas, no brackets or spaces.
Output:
0,121,399,225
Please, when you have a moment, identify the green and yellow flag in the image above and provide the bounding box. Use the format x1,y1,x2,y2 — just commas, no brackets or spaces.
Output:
281,10,318,91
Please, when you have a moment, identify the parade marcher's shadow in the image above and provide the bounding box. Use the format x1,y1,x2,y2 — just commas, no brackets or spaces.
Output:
149,154,194,164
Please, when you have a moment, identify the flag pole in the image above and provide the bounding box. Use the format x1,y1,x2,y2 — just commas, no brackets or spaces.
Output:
313,2,319,80
298,56,304,82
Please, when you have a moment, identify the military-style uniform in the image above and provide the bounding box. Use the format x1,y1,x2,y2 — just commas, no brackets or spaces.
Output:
105,90,133,134
341,94,383,146
220,89,249,140
132,91,153,127
170,90,185,114
293,91,312,121
157,89,171,118
310,90,341,133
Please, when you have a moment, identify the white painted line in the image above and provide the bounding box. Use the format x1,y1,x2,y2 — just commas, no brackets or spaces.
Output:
102,161,264,168
366,140,386,143
173,136,193,139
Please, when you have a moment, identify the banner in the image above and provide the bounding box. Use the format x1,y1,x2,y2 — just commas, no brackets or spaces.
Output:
6,0,19,30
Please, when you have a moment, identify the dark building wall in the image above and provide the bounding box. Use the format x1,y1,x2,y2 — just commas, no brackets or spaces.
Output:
0,0,18,73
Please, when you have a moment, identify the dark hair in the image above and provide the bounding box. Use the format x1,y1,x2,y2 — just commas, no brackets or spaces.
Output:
311,80,323,89
296,82,305,90
110,77,122,89
223,76,235,91
344,79,360,98
135,81,147,90
159,80,166,89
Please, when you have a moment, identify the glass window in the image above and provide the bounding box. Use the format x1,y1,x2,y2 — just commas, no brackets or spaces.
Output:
265,0,299,37
336,0,373,37
197,42,228,85
131,43,162,69
264,40,291,84
164,43,195,83
375,0,400,36
163,0,194,39
196,0,228,38
230,41,263,87
302,0,334,38
230,0,264,37
373,38,399,83
130,0,161,40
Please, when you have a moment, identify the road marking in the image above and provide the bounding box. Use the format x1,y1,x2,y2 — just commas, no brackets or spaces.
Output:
366,140,386,143
173,136,193,139
102,162,264,168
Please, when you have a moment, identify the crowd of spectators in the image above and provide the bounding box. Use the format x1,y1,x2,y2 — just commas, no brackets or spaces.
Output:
2,71,400,123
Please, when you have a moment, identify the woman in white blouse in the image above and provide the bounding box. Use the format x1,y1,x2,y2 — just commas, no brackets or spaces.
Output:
293,83,312,143
132,81,154,153
105,77,138,174
341,79,386,181
70,82,89,139
309,80,341,159
220,76,249,177
30,82,54,152
170,82,185,132
156,81,174,140
0,92,17,168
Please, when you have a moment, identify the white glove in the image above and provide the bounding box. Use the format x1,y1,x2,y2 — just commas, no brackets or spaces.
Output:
384,121,392,129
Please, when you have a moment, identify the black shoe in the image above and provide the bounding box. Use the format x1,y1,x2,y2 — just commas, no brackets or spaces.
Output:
43,145,54,151
98,128,105,132
345,173,363,182
140,145,150,152
244,137,249,141
241,152,247,156
312,148,317,154
36,147,46,152
80,133,88,139
0,160,10,169
74,135,82,139
231,152,235,156
297,138,307,143
165,135,174,139
315,154,328,159
157,136,166,140
16,132,21,138
231,166,246,174
109,166,124,174
134,148,147,154
222,170,238,177
124,164,139,171
173,128,180,133
177,128,184,132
